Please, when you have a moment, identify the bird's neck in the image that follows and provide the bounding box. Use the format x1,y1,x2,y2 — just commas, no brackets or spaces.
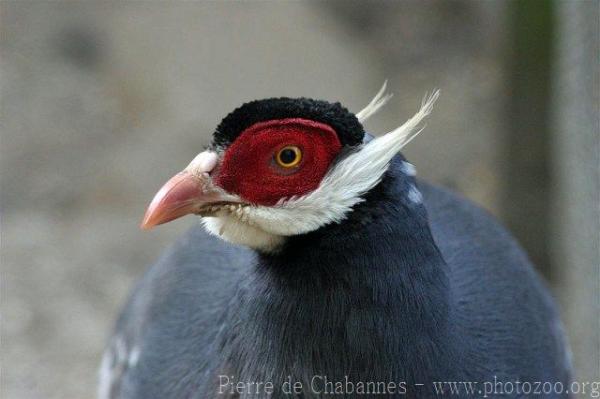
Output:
214,170,461,394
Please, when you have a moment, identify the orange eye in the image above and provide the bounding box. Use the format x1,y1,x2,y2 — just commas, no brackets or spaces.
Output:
275,146,302,168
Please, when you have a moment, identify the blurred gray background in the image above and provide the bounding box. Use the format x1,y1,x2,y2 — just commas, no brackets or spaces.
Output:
2,1,598,398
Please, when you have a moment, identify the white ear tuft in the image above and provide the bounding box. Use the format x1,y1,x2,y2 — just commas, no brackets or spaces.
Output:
356,81,393,123
372,89,440,152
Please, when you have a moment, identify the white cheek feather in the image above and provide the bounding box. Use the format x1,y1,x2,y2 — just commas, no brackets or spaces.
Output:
203,215,285,253
243,90,439,237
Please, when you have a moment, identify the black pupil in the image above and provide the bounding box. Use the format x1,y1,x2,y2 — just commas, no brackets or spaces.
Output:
280,148,297,165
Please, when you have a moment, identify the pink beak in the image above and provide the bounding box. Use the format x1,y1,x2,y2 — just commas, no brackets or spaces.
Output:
141,151,233,230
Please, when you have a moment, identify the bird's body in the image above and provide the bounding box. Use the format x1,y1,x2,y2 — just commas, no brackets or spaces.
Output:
101,160,570,398
101,88,571,398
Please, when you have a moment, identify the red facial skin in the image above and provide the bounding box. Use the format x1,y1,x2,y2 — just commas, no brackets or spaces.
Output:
214,118,343,205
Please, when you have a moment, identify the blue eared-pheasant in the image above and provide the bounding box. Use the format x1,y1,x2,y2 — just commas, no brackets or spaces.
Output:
99,85,571,398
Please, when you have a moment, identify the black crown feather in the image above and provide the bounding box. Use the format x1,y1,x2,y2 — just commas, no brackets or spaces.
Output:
213,98,365,148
